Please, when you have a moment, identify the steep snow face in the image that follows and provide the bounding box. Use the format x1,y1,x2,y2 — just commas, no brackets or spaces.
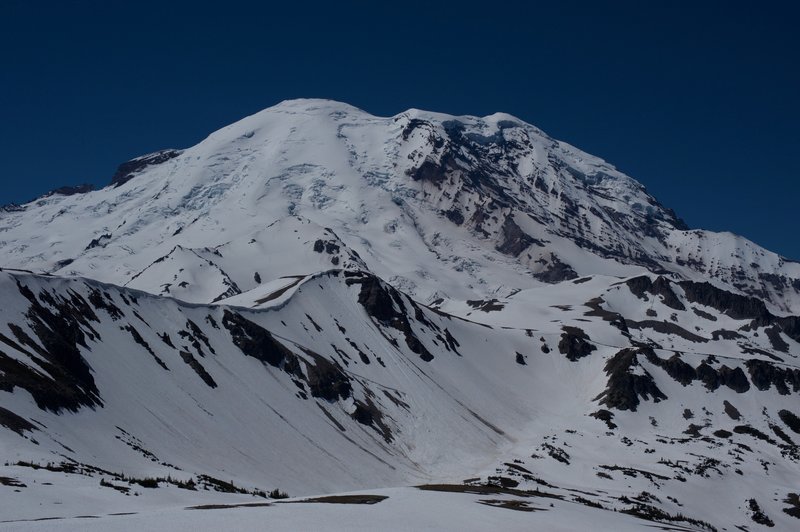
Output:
1,98,798,310
2,269,800,530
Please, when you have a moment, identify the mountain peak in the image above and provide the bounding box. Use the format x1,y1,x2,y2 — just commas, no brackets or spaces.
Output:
2,100,799,313
265,97,372,115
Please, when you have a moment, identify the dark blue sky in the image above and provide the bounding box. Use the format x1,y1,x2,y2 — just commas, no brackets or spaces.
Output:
2,1,798,258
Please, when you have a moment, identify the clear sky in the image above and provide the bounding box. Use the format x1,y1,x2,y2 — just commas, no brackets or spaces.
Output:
1,1,798,258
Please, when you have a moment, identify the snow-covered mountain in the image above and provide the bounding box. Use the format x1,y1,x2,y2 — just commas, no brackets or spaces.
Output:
2,99,799,531
2,99,798,310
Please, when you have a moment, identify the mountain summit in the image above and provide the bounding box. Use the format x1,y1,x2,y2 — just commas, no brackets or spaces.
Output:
2,100,800,530
3,99,798,311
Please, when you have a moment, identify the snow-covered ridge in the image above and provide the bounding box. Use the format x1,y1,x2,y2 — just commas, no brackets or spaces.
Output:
1,98,797,311
2,267,800,529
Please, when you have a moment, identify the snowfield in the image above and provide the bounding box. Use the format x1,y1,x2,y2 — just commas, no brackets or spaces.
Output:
2,99,800,530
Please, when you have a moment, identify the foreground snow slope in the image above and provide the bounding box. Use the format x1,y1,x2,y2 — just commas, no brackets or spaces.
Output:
1,487,654,532
2,268,800,530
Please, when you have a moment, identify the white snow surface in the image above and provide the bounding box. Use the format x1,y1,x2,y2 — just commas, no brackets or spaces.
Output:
1,99,798,311
2,99,800,531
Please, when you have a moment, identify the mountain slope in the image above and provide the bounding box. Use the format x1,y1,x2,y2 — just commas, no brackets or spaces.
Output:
2,99,800,530
2,268,800,529
1,99,798,311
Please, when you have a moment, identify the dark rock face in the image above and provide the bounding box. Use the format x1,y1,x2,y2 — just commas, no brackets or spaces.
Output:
558,326,596,362
765,326,790,352
695,363,719,390
626,276,686,311
313,239,340,255
583,297,629,332
745,359,800,395
0,203,26,212
110,149,182,187
784,493,800,520
356,275,399,323
777,316,800,344
625,319,708,343
181,319,216,356
397,119,510,214
1,281,103,412
496,216,540,257
221,309,352,401
351,396,393,442
88,288,124,320
734,425,777,445
778,409,800,434
85,233,112,251
125,324,168,370
717,366,751,393
349,273,435,362
723,400,742,420
404,333,434,362
442,208,464,225
629,277,800,348
748,499,775,527
534,255,578,283
679,281,770,322
711,329,742,341
179,351,217,388
643,352,696,386
590,409,617,429
692,362,751,393
408,155,457,185
222,309,297,369
466,299,504,312
397,114,704,282
303,350,352,402
692,307,717,321
595,348,667,411
0,406,36,436
770,423,794,445
47,184,96,196
309,234,364,270
437,328,462,357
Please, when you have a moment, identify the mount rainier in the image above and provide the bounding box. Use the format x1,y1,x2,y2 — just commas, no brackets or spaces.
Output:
1,99,800,531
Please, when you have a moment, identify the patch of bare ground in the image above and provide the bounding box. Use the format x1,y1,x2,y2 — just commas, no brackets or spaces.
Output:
280,494,387,505
186,502,272,510
477,499,546,512
417,483,563,500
